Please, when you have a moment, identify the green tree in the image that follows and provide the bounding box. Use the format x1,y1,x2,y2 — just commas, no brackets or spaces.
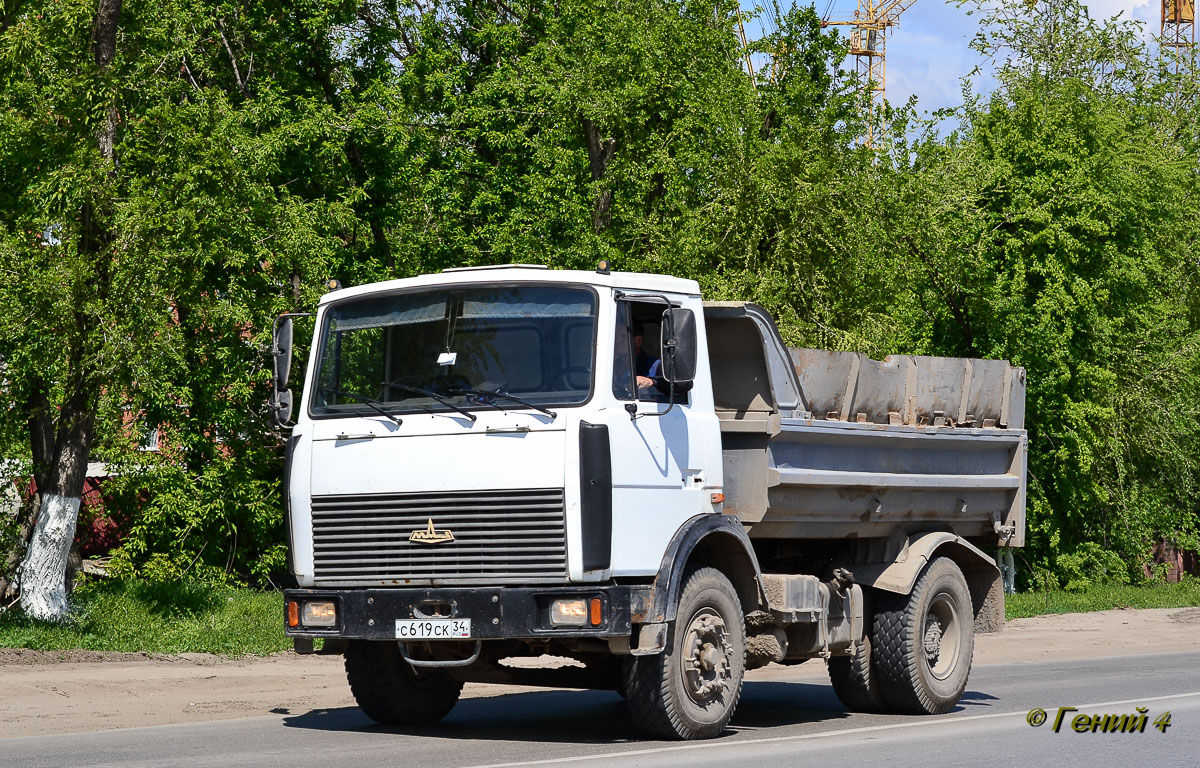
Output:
0,0,356,613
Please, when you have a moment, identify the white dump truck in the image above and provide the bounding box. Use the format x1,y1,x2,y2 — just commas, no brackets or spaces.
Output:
272,264,1026,740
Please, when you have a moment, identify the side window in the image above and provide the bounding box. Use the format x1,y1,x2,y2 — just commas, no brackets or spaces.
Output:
612,301,635,400
611,300,673,403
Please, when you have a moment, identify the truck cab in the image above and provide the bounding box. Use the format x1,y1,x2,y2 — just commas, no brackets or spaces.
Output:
283,265,720,591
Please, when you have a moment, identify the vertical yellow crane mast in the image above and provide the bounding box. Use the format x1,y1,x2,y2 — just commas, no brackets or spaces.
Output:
823,0,920,146
1162,0,1196,75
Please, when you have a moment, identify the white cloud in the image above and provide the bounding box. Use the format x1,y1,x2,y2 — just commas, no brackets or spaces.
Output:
1081,0,1152,22
876,1,984,113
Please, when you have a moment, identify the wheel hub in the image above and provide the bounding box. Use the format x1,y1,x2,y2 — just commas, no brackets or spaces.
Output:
923,618,942,664
682,611,730,704
924,590,962,681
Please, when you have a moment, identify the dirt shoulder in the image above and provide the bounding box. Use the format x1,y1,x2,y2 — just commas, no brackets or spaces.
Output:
2,607,1198,738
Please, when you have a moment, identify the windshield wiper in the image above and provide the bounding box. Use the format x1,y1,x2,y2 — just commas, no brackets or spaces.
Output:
326,390,403,426
386,383,477,423
453,387,557,418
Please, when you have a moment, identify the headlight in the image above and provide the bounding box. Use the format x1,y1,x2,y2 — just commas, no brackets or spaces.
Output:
302,600,338,628
549,599,588,626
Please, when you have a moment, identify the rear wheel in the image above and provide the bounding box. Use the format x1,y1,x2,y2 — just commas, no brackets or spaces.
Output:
828,633,889,713
344,640,463,725
625,567,745,739
872,557,974,714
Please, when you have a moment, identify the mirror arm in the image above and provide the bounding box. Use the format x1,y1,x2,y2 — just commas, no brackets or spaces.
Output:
613,291,678,308
270,389,296,429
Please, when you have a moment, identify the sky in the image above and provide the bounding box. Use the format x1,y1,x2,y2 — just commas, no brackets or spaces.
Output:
745,1,1162,118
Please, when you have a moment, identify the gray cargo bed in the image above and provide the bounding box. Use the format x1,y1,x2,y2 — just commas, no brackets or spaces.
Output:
704,303,1027,548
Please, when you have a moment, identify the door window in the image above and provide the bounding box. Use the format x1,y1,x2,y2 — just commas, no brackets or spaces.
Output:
612,300,675,403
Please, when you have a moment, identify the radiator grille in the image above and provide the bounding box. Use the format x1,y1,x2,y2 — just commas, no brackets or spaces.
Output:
311,488,567,583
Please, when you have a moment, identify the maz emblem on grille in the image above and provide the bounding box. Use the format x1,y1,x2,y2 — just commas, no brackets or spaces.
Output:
410,518,455,544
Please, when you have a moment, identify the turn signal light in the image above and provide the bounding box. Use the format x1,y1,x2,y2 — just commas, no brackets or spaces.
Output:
710,492,725,504
589,598,602,626
286,601,300,628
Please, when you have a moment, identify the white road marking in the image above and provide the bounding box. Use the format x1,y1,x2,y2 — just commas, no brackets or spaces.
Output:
459,691,1200,768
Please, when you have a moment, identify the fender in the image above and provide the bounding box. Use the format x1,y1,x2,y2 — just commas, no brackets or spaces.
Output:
852,531,999,595
851,531,1005,633
638,513,767,625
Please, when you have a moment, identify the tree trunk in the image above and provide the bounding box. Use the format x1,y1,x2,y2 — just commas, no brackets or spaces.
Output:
583,118,616,234
18,495,82,618
17,0,120,622
19,376,99,620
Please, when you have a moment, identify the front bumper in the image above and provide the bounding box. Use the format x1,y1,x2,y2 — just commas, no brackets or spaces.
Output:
284,585,648,641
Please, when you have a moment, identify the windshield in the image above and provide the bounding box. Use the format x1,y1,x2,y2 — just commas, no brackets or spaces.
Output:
311,284,597,418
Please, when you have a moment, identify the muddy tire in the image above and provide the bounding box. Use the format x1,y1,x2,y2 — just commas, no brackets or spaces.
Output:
345,640,463,725
872,557,974,714
625,567,745,739
828,632,889,713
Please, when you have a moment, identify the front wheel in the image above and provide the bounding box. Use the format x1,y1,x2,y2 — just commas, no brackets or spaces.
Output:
872,556,974,714
344,640,464,725
625,567,746,739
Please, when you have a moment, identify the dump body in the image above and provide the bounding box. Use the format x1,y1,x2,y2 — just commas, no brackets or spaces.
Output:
704,302,1027,550
758,420,1025,546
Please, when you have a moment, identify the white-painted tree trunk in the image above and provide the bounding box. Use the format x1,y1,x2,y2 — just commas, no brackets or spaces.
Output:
18,494,81,622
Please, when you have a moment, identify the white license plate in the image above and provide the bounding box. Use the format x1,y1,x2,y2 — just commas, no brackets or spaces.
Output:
395,618,472,639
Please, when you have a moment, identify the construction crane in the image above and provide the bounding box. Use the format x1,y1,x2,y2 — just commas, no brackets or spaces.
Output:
1162,0,1196,75
823,0,920,146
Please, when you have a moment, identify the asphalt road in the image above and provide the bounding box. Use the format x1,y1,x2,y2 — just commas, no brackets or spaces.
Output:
5,651,1198,768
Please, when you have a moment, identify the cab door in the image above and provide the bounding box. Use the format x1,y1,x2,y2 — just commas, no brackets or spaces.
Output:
603,297,708,576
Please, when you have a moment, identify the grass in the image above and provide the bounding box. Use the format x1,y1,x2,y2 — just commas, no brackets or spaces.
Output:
1006,578,1200,620
0,579,290,656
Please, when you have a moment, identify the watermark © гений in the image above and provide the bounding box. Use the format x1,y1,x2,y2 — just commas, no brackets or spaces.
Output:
1026,706,1172,734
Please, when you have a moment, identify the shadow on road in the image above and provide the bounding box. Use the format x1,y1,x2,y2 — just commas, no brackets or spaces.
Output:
281,679,863,743
958,690,1000,706
732,681,850,728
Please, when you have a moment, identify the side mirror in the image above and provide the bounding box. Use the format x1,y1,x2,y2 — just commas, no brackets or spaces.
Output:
660,307,697,392
273,316,294,392
270,312,313,428
269,389,294,426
